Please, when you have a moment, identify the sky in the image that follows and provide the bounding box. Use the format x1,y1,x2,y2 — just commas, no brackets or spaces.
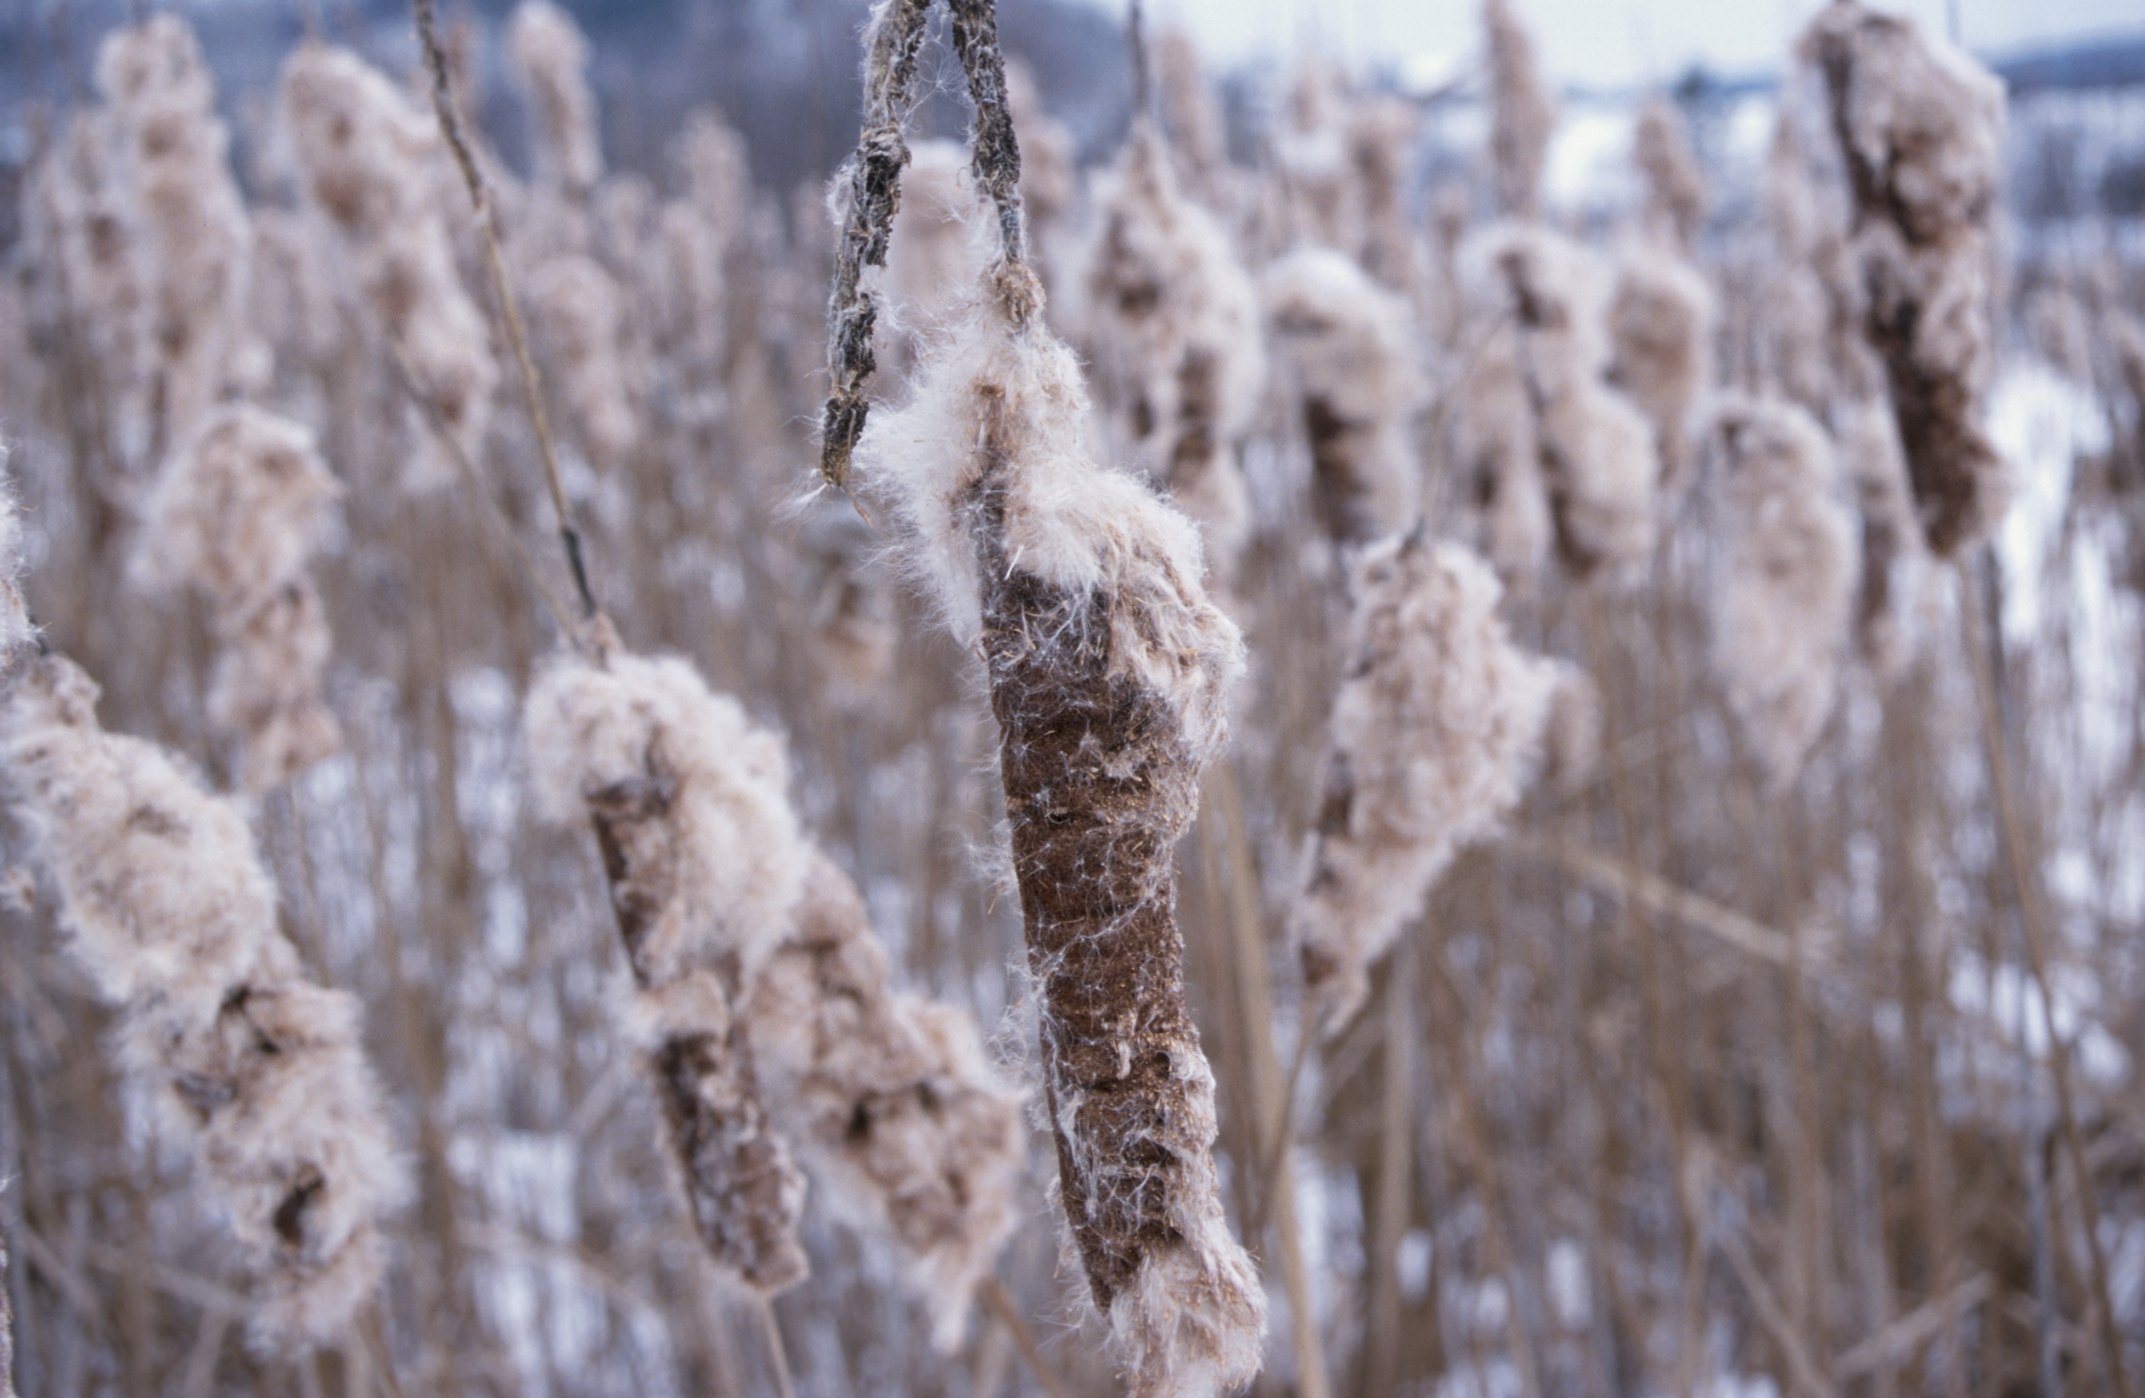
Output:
1144,0,2145,88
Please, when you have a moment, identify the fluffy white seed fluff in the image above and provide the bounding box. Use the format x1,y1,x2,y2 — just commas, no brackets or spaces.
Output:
1800,0,2010,556
507,0,603,196
1485,0,1554,219
3,655,406,1347
1705,395,1858,787
281,43,498,488
1464,223,1661,581
528,252,641,463
1294,533,1553,1032
524,646,807,986
95,15,254,441
746,850,1025,1349
1606,246,1718,503
1086,127,1266,581
1262,248,1423,545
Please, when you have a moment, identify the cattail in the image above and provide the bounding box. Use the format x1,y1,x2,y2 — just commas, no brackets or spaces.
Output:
528,253,641,464
507,0,603,198
1632,95,1707,253
1155,30,1233,210
23,110,147,423
858,258,1265,1393
523,637,811,1293
281,43,498,490
1464,224,1661,581
1273,62,1355,253
1484,0,1554,220
1450,314,1556,586
1538,658,1603,795
1263,248,1422,546
1351,96,1423,292
1293,532,1552,1032
1606,247,1717,503
1800,0,2009,557
2,654,406,1347
1704,395,1857,786
1844,401,1923,680
746,849,1024,1347
95,15,253,443
136,406,343,792
1087,126,1265,585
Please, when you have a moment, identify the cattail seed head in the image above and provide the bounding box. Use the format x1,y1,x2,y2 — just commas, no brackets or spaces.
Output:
507,0,603,197
1294,534,1552,1031
1704,395,1858,787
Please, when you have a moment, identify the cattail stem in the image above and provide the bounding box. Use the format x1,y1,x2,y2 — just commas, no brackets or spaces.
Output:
821,0,934,491
410,0,597,624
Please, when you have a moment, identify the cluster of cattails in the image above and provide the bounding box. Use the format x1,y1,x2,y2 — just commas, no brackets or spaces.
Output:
9,0,2135,1390
2,650,406,1346
135,406,344,792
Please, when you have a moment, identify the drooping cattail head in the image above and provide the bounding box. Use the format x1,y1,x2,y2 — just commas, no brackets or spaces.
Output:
523,643,811,1293
1799,0,2009,557
507,0,603,197
1632,95,1708,253
1606,246,1718,503
1263,247,1423,546
1703,394,1858,787
857,263,1266,1392
3,653,407,1347
746,850,1025,1348
1484,0,1555,220
1294,533,1553,1032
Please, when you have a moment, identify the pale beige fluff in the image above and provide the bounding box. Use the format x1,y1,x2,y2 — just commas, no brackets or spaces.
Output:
1262,248,1423,545
1352,96,1424,291
858,275,1244,754
1799,1,2009,556
523,647,807,985
1632,95,1707,252
1538,658,1603,794
24,109,146,409
1294,533,1553,1031
280,43,497,484
885,141,986,351
1451,321,1556,586
1465,223,1661,580
746,850,1024,1349
1085,127,1265,580
95,16,253,440
0,463,31,656
508,0,603,195
136,405,341,612
3,655,405,1347
1706,395,1858,787
528,253,641,463
1485,0,1555,219
1606,246,1718,501
208,583,344,795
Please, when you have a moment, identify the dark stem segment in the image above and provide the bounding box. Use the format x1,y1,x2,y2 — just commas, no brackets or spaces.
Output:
965,390,1212,1313
820,0,934,493
587,768,807,1294
947,0,1028,275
